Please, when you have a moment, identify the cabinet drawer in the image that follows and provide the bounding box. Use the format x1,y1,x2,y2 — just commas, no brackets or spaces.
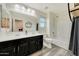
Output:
0,46,15,56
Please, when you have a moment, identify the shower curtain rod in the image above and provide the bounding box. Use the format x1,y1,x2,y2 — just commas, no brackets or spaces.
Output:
70,8,79,12
68,3,72,22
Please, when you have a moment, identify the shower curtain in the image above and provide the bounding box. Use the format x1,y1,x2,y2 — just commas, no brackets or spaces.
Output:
69,16,79,56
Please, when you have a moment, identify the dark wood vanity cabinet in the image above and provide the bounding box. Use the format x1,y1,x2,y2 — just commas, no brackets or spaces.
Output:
18,38,29,56
0,35,43,56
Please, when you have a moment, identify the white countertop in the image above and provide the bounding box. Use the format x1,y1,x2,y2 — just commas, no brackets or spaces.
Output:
0,32,43,42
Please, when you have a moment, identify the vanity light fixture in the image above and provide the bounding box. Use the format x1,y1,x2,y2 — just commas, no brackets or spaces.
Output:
32,10,35,13
31,10,36,15
22,6,26,11
27,8,31,13
15,4,26,12
26,8,36,16
14,4,36,17
15,4,20,10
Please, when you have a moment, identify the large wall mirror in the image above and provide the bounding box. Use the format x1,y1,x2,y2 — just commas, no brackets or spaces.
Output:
5,3,36,32
0,4,45,33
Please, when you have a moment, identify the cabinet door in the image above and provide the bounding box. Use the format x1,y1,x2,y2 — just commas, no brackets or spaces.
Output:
37,38,43,50
0,46,16,56
18,38,29,56
29,37,38,54
35,35,43,50
0,40,18,56
29,35,43,54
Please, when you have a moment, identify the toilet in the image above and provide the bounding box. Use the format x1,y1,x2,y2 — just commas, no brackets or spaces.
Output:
43,38,53,48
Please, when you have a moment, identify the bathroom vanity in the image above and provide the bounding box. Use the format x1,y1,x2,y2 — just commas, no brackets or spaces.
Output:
0,33,43,56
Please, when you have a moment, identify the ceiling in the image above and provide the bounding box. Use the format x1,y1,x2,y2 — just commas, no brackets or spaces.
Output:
24,3,68,14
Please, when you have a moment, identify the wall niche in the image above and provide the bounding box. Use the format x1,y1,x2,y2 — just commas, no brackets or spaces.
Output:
14,19,23,32
1,17,10,28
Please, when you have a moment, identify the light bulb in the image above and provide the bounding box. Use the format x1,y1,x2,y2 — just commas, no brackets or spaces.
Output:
27,8,31,12
15,4,20,9
22,6,25,10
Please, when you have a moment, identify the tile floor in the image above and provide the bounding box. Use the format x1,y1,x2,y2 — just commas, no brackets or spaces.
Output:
30,44,74,56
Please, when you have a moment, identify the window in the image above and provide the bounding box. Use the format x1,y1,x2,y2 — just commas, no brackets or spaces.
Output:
39,16,46,28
